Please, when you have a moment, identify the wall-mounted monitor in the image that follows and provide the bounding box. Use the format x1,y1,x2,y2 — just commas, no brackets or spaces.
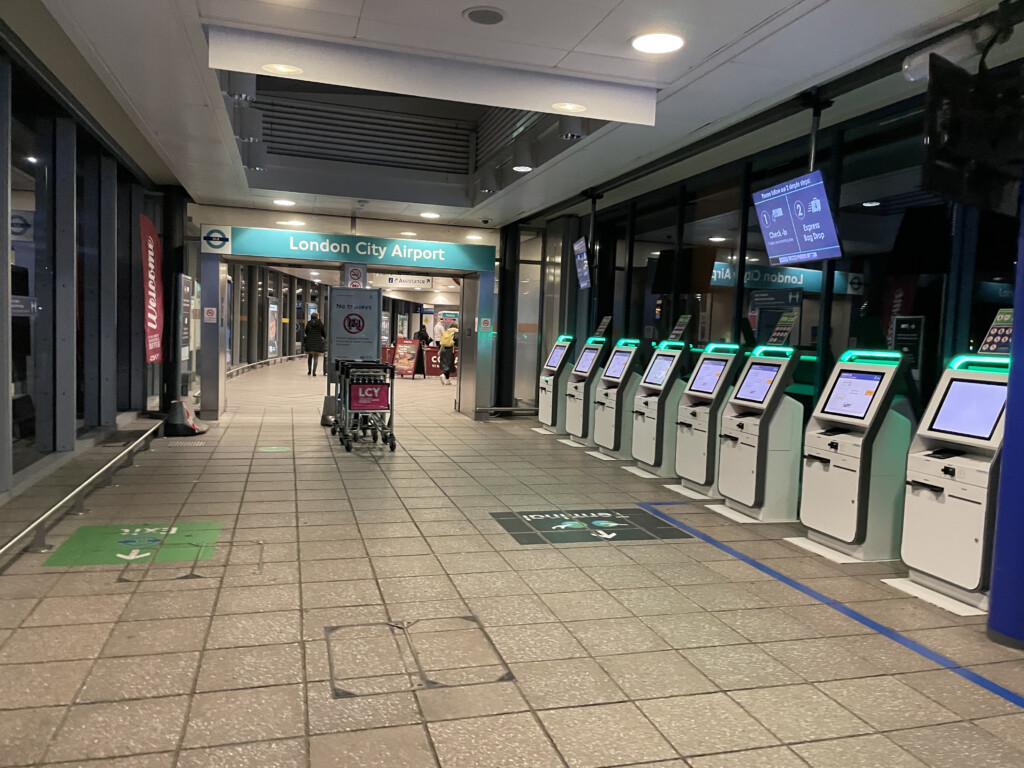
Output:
573,237,591,290
604,350,631,380
574,347,599,375
544,344,569,370
643,353,676,387
735,363,781,404
753,169,841,267
821,371,884,420
688,358,728,395
930,379,1007,440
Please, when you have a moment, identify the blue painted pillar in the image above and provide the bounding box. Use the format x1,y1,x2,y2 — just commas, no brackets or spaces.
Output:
987,192,1024,648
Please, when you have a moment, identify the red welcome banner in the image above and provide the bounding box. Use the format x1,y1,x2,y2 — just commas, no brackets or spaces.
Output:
140,214,164,364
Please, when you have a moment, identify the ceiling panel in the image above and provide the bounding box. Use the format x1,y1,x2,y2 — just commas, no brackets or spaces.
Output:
197,0,360,39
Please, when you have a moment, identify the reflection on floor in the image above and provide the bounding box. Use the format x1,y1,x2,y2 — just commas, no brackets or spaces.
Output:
0,359,1022,767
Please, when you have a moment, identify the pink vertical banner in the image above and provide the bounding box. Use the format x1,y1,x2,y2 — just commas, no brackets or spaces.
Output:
140,214,164,364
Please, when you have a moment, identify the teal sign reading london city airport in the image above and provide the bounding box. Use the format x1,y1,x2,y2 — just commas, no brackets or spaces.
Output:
201,225,496,272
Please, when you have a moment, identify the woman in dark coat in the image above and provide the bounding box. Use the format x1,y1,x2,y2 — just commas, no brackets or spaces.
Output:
304,312,327,376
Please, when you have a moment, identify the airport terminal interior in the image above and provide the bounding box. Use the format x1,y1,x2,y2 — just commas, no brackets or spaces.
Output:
3,1,1024,766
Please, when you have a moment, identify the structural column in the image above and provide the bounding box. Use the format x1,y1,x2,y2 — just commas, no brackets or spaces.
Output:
0,57,12,489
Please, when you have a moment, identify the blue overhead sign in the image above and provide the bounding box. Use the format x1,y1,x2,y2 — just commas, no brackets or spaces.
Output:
200,225,496,272
710,262,863,295
753,170,842,266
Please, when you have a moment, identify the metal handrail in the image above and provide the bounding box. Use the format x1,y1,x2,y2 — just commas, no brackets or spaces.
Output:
0,420,164,562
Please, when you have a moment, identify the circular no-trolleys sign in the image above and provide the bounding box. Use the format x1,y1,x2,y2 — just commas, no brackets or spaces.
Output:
344,313,365,334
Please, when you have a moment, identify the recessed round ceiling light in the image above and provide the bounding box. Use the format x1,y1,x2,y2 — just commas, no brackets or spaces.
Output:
400,231,417,236
552,102,586,113
466,235,483,241
709,236,727,243
631,33,684,54
262,64,304,75
862,201,881,207
512,164,533,173
276,220,305,226
273,199,296,206
463,6,505,25
420,212,441,219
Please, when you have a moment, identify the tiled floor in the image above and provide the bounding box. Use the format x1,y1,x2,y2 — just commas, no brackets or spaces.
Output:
1,359,1023,767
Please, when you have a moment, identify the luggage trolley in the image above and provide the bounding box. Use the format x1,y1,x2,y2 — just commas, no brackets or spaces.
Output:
331,360,397,452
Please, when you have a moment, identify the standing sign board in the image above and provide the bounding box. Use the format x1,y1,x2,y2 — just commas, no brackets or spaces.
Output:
594,315,612,338
892,316,925,379
343,263,367,288
394,339,419,376
668,314,692,342
768,311,799,345
980,308,1013,354
328,287,382,363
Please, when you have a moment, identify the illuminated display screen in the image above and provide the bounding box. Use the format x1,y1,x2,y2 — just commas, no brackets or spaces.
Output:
689,358,727,395
822,371,884,420
544,344,568,370
735,363,781,404
574,348,599,375
930,379,1007,440
604,350,631,380
643,353,676,387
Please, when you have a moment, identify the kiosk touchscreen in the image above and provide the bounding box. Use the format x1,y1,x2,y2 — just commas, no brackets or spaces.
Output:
593,342,642,457
675,345,744,495
717,347,802,522
800,351,911,561
631,342,688,475
901,355,1010,607
565,336,611,445
538,336,575,432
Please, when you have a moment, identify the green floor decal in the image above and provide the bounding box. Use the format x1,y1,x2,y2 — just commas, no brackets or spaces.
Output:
44,522,223,566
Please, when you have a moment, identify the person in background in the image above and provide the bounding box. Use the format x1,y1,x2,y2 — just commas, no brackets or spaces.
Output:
304,312,327,376
415,324,431,347
433,317,445,346
438,323,458,385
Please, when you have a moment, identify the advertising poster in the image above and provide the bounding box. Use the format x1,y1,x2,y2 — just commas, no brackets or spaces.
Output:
394,339,419,376
268,301,280,358
328,287,382,362
140,214,164,363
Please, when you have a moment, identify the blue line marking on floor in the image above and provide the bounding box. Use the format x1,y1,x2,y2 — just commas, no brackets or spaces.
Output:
637,501,1024,710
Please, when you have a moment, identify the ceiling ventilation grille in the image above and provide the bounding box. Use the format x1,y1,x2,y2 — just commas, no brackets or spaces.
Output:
259,95,474,174
475,107,540,168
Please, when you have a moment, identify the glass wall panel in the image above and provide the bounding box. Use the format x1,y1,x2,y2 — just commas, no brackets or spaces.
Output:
514,260,542,405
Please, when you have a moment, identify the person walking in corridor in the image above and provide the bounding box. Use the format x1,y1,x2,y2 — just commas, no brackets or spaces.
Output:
439,323,457,385
304,312,327,376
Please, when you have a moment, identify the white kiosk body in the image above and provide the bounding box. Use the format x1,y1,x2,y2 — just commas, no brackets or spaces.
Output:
631,344,688,477
565,339,609,445
538,338,574,432
675,347,744,496
594,344,641,458
800,353,912,561
901,357,1009,607
717,351,802,522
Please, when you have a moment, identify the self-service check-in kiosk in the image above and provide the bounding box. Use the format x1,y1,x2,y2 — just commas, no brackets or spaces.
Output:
594,340,642,458
538,335,575,433
800,350,912,561
566,336,611,446
901,355,1010,608
675,344,745,496
632,341,688,477
717,347,802,522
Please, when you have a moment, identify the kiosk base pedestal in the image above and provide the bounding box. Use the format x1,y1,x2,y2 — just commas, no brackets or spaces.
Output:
721,496,798,524
636,460,675,479
907,569,989,612
806,530,899,564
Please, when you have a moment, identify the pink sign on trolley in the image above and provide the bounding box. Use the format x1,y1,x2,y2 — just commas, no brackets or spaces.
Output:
350,384,390,411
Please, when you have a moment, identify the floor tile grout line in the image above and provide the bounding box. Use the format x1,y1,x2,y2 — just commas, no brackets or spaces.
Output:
638,502,1024,712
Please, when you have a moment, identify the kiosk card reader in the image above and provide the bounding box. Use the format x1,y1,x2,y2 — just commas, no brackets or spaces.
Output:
594,340,642,458
566,336,611,445
632,341,688,476
901,355,1010,607
717,347,802,522
538,335,575,432
675,344,745,496
800,350,912,561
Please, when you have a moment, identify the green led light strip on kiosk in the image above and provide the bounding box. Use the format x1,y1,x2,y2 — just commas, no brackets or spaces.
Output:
615,338,640,348
839,349,903,366
704,343,740,355
752,345,794,359
557,334,574,343
586,336,607,345
949,354,1011,373
657,340,688,351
